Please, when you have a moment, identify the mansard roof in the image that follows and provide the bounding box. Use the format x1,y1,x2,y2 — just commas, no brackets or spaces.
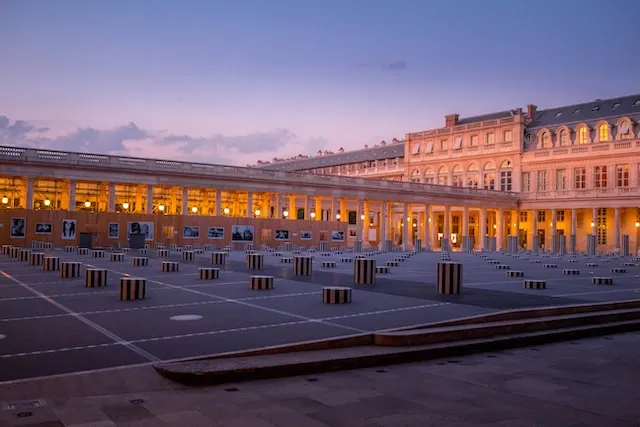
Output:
458,110,514,125
257,143,405,171
528,93,640,129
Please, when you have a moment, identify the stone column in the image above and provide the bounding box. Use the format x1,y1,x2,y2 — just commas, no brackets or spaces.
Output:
181,187,188,215
314,196,322,220
69,180,77,212
247,192,253,218
304,195,311,220
551,209,557,253
442,205,450,251
423,203,431,251
288,195,295,220
402,202,409,250
26,177,34,210
479,208,486,251
531,209,538,252
380,201,388,244
570,208,577,254
108,183,116,213
614,207,620,252
496,208,503,251
592,207,597,236
363,200,370,245
461,206,469,251
514,209,520,250
214,189,221,216
339,198,347,222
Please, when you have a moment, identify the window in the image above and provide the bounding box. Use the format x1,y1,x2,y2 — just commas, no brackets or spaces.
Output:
453,136,463,150
556,210,565,222
470,135,478,146
521,172,531,192
613,102,621,110
541,132,551,148
486,133,495,145
574,167,586,189
411,143,420,155
503,130,512,142
500,170,512,191
483,173,495,190
556,169,567,190
440,139,448,151
573,108,581,115
618,121,632,139
425,141,434,153
467,176,479,188
578,126,588,144
597,208,607,245
559,129,569,146
598,123,609,142
616,164,629,187
536,170,547,191
537,211,546,223
634,99,640,107
555,112,562,117
592,106,600,112
594,166,608,188
519,211,528,223
438,175,448,185
452,175,463,187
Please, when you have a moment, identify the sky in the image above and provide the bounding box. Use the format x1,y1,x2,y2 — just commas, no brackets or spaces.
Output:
1,0,639,166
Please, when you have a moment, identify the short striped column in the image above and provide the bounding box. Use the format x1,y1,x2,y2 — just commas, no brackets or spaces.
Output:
507,270,524,277
437,262,462,295
281,257,293,264
119,277,146,300
414,238,422,252
244,243,254,251
558,235,566,255
353,240,363,253
531,235,539,253
375,266,389,274
61,261,81,278
569,234,577,255
85,268,107,288
77,247,89,255
353,258,375,284
110,252,125,262
162,261,179,272
133,257,149,267
199,267,220,280
29,252,44,266
563,269,580,275
90,249,104,258
319,241,329,252
293,256,313,276
440,238,450,252
524,279,546,289
621,235,630,257
182,250,195,261
10,246,20,258
250,275,274,290
43,256,60,271
157,249,169,257
593,277,614,285
386,260,398,267
184,244,193,251
247,253,264,270
321,261,336,268
19,248,31,262
1,244,11,255
211,252,226,265
323,286,352,304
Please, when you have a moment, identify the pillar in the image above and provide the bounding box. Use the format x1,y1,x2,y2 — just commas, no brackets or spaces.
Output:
247,192,253,218
551,208,557,253
69,180,77,212
514,209,520,250
380,201,388,244
304,195,311,220
570,208,577,254
26,177,34,210
478,208,486,251
442,205,450,251
339,198,346,222
215,189,221,216
314,196,322,221
288,195,295,220
614,207,620,252
363,200,370,244
592,207,597,236
496,208,503,251
531,209,537,252
402,202,409,250
424,203,431,250
181,187,188,215
107,183,115,213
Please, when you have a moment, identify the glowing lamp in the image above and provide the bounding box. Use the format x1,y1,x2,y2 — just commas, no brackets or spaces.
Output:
254,209,261,216
635,221,640,228
84,200,91,208
44,199,51,206
1,196,7,204
191,206,198,213
360,214,365,220
122,202,129,210
283,210,289,217
310,212,316,218
158,204,165,212
223,207,230,215
336,213,340,219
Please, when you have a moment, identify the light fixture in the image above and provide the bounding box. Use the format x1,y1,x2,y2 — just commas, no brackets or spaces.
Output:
361,214,365,221
635,221,640,228
1,195,8,204
310,212,316,218
84,200,91,208
428,218,432,223
191,206,198,213
158,204,165,212
590,221,595,227
43,199,51,206
407,217,411,222
223,207,230,215
122,202,129,210
335,213,340,219
283,210,289,217
254,209,261,216
549,222,553,226
493,224,497,229
413,223,417,228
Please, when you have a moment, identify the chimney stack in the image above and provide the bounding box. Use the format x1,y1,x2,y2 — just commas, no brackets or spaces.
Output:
526,104,537,120
445,113,459,127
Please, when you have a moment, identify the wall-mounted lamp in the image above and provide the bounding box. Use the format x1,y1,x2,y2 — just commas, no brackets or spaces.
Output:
223,207,230,215
158,204,165,212
254,209,261,216
84,200,91,208
1,196,8,204
310,211,316,219
43,199,51,206
122,202,130,210
191,206,198,213
283,210,289,217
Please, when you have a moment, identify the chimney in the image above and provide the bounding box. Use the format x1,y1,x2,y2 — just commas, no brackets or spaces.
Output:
515,107,523,115
445,114,459,127
527,104,537,120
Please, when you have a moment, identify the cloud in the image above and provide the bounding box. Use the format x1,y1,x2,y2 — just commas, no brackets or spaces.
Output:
383,60,408,71
0,115,328,166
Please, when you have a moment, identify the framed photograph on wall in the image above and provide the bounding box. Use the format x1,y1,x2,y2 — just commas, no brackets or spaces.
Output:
61,219,76,240
299,231,312,240
232,225,254,242
208,227,224,239
127,221,155,241
183,226,200,239
108,223,119,239
10,217,25,238
274,229,289,240
348,228,357,238
331,230,344,242
35,223,52,235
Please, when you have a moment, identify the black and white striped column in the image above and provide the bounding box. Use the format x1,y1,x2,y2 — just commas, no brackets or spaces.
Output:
437,262,462,295
29,252,44,266
353,258,375,284
319,241,329,252
621,235,630,257
558,235,566,255
110,252,125,262
61,261,81,278
569,234,576,255
133,257,148,267
247,253,264,270
322,286,352,304
19,248,31,262
92,249,105,258
162,261,179,272
293,256,313,276
86,268,107,288
211,252,226,265
43,256,60,271
199,267,220,280
587,234,596,256
120,278,146,300
354,240,362,253
250,275,274,290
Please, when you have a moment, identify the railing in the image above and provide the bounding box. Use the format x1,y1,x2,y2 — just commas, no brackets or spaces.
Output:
0,145,519,201
520,187,639,200
408,116,515,139
527,139,639,155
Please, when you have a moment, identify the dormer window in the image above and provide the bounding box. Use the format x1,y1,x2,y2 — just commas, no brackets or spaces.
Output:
573,108,581,115
578,126,588,144
559,129,569,146
592,106,600,112
541,132,551,148
633,99,640,107
453,136,463,150
411,143,420,155
598,123,609,142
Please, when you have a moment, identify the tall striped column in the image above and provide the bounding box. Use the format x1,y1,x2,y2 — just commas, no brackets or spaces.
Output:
354,240,362,253
353,258,375,284
532,235,539,253
558,235,566,255
587,234,596,256
621,235,630,257
319,241,329,252
569,234,576,255
440,238,449,252
293,256,313,276
437,262,462,295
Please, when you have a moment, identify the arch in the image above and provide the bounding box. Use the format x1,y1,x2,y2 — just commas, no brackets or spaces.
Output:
615,117,634,139
437,165,448,175
467,162,479,172
452,164,463,174
536,128,553,149
423,167,434,176
411,168,421,177
556,126,571,146
500,159,513,169
483,160,496,171
576,123,590,144
596,121,610,142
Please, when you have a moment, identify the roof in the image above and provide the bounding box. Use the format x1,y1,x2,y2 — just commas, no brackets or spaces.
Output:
528,93,640,129
258,143,405,171
458,110,514,125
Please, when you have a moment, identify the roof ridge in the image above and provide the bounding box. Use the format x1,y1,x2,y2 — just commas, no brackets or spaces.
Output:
537,93,640,112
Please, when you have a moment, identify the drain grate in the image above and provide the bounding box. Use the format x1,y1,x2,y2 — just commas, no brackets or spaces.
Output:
225,387,239,392
130,399,145,405
3,400,45,411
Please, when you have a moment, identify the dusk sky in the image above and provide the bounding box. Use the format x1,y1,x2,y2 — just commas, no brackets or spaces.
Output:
1,0,638,165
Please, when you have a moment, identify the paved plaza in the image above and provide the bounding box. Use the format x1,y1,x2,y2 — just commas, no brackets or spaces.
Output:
1,246,639,383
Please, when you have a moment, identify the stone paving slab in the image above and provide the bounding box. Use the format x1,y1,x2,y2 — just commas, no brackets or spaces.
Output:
0,331,637,426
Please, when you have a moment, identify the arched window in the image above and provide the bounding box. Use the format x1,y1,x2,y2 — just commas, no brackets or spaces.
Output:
578,126,588,144
499,160,513,191
559,129,569,146
411,169,421,183
437,166,448,186
424,168,435,185
617,120,633,140
452,164,463,187
541,132,551,148
483,161,496,190
598,123,609,142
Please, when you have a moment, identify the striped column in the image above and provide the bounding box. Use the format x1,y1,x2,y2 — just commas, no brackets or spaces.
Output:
85,269,107,288
29,252,44,266
162,261,179,272
569,234,576,255
382,240,392,252
532,235,539,253
92,250,105,258
414,238,422,252
354,240,362,253
19,249,31,262
199,267,220,280
353,258,375,284
551,233,558,254
319,241,329,252
110,252,125,262
211,252,226,265
293,256,313,276
322,286,352,304
247,253,264,270
61,261,81,278
43,256,60,271
587,234,596,256
558,235,566,255
119,278,146,300
133,257,148,267
250,275,274,290
10,246,20,258
437,262,462,295
440,237,449,252
621,235,630,257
